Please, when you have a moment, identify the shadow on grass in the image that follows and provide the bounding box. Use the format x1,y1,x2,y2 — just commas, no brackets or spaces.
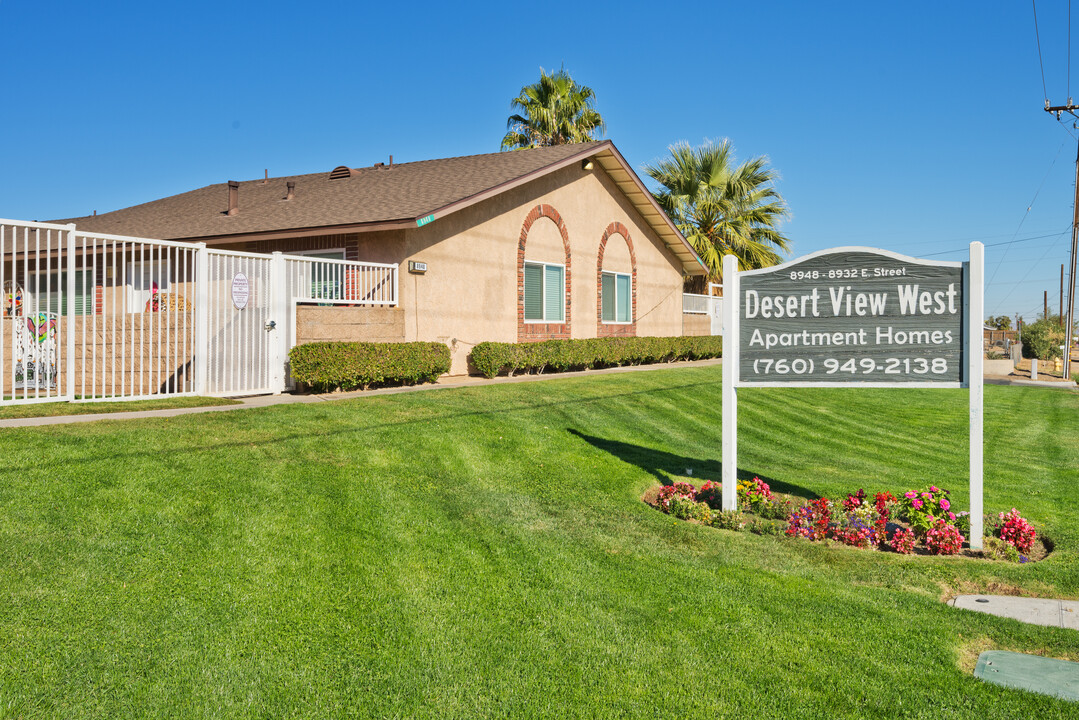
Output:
567,429,819,499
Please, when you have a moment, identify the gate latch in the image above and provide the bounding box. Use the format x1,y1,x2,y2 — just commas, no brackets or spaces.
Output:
265,320,276,331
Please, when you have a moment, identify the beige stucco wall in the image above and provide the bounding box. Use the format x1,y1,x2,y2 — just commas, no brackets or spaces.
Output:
210,164,692,376
296,306,405,343
682,313,711,337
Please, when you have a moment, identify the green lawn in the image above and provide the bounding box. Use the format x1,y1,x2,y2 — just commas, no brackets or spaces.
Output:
1,366,1077,718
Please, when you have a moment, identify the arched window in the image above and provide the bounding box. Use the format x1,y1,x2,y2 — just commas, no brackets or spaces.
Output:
517,205,571,340
597,222,636,336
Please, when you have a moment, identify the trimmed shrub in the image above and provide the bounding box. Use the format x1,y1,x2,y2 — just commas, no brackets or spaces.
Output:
289,341,451,391
469,336,723,378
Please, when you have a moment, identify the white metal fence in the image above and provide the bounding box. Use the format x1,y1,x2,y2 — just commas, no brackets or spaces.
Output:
0,218,398,405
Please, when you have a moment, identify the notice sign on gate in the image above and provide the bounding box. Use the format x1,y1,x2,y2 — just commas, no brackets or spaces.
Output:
231,273,250,310
737,248,964,386
721,245,985,548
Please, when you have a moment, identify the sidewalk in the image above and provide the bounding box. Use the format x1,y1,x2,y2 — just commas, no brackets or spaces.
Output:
985,375,1079,389
0,358,724,429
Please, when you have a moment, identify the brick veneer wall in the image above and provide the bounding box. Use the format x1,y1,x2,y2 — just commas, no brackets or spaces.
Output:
517,204,571,341
596,222,637,337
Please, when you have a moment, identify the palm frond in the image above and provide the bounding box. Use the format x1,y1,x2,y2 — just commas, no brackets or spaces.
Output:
646,139,791,279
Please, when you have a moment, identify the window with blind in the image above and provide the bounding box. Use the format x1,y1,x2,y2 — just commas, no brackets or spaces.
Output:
295,249,347,302
601,271,631,323
29,270,92,316
524,261,565,322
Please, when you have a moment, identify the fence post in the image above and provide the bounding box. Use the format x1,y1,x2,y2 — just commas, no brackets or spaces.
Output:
270,252,288,393
65,224,77,401
193,243,209,395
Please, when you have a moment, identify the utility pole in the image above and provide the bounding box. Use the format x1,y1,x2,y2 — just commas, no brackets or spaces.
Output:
1045,290,1049,320
1044,102,1079,380
1061,264,1066,326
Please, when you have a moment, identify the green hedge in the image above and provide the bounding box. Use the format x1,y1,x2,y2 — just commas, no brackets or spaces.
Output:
289,341,451,391
470,336,722,378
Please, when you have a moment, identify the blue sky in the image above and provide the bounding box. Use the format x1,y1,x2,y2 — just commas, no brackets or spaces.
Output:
0,1,1075,321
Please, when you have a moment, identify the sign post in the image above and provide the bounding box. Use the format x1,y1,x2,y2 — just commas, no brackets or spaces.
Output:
722,244,984,549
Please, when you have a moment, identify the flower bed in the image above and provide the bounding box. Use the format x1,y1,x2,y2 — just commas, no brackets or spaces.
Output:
643,478,1051,562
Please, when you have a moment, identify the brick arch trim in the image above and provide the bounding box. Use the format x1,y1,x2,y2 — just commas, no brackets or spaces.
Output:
596,222,637,337
517,204,571,341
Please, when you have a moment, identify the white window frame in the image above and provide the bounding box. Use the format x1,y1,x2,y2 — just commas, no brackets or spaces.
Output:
523,260,565,324
601,270,632,324
291,247,347,260
294,248,348,303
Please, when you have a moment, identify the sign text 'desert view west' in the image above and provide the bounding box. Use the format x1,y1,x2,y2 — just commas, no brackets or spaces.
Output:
738,250,964,384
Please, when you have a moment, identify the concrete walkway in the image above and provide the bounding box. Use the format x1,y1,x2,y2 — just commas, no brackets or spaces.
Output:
984,375,1078,389
949,595,1079,630
0,357,724,429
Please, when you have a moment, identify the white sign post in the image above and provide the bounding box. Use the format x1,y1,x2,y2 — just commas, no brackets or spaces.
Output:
722,243,984,549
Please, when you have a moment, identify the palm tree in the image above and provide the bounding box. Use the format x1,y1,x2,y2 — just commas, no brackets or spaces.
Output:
644,140,790,286
501,68,606,150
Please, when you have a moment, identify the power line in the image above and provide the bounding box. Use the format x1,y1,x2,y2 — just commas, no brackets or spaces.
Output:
921,231,1068,258
984,140,1067,288
990,224,1072,313
1034,0,1049,102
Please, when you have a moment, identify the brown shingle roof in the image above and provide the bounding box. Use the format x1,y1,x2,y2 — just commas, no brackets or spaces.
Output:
61,143,605,241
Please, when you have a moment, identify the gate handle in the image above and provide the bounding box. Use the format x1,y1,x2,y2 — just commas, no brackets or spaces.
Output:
265,320,276,331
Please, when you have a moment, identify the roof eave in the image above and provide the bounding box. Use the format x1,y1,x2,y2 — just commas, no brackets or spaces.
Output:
592,145,707,277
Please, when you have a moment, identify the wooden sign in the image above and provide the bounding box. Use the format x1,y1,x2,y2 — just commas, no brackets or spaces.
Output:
721,245,985,548
737,249,964,386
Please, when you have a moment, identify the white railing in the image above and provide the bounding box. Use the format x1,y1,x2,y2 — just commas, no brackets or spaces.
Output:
0,217,399,405
683,293,711,314
283,255,398,305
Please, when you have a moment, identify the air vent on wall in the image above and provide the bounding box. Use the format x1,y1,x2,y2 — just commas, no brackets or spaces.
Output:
329,166,353,180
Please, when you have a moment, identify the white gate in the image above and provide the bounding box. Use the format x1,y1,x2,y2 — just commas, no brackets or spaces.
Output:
198,249,284,396
708,282,723,335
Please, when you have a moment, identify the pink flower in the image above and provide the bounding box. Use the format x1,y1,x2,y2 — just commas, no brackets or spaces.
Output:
948,512,956,521
929,486,939,492
904,491,916,499
912,499,923,509
940,499,950,511
921,492,931,499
